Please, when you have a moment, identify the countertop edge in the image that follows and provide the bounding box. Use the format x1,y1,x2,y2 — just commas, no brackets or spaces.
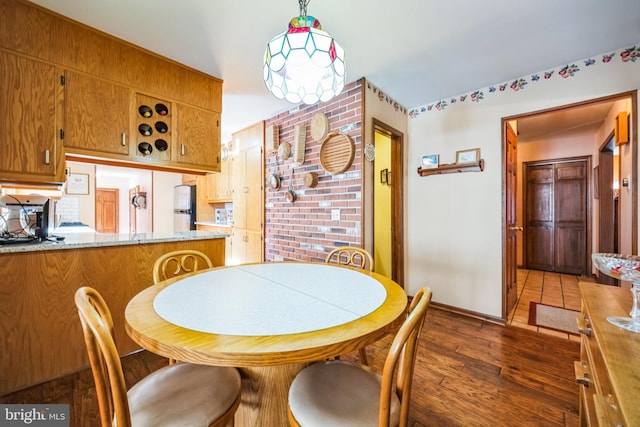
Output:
0,230,229,254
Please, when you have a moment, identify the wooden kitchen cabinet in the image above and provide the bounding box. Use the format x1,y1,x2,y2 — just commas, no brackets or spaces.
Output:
1,0,224,180
0,51,65,184
232,123,264,231
133,93,172,163
216,154,233,201
230,228,263,265
197,224,232,264
64,70,131,158
0,0,63,64
576,282,640,426
206,154,233,202
229,121,264,263
174,103,221,172
232,145,263,230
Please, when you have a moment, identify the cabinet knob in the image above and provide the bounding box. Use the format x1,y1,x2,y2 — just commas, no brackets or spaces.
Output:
181,144,185,156
44,150,50,165
121,133,127,146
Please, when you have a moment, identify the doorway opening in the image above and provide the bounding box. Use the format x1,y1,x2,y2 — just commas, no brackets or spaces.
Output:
371,119,404,286
502,91,637,319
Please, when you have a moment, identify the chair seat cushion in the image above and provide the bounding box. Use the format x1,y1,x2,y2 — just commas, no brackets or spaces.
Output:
127,362,241,426
288,360,400,427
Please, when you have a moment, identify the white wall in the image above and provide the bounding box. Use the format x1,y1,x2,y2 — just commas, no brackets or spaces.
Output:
64,162,96,228
406,44,640,317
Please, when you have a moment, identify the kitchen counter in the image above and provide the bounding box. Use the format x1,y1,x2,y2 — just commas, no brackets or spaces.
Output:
0,230,228,254
0,232,227,395
195,221,232,228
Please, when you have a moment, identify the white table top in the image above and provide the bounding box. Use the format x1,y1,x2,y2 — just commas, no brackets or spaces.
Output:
153,263,386,336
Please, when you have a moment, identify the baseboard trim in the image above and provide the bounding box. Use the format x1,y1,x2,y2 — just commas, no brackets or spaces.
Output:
431,301,505,326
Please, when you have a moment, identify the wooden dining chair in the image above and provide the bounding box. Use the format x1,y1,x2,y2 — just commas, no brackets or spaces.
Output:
153,249,214,365
325,245,374,365
152,249,214,284
325,246,374,271
75,286,241,427
287,287,432,427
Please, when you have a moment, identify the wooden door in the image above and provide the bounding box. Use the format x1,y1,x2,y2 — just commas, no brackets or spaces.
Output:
554,162,587,274
525,165,554,271
95,188,118,234
504,123,519,316
525,159,588,275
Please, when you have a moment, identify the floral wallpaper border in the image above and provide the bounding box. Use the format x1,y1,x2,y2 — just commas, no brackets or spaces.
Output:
366,80,407,114
409,44,640,118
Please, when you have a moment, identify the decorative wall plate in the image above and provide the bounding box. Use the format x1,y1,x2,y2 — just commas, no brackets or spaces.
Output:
303,172,318,188
310,113,329,142
364,143,376,162
277,141,291,160
320,132,355,175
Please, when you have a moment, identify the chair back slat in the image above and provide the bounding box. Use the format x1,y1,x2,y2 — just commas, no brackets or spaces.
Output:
75,287,132,427
153,250,214,284
325,246,374,271
379,287,432,427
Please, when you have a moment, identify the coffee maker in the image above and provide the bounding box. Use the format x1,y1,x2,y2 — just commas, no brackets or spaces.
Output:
0,194,53,240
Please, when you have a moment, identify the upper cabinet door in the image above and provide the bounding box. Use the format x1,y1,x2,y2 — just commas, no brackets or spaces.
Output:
174,103,220,171
64,70,130,157
0,51,65,183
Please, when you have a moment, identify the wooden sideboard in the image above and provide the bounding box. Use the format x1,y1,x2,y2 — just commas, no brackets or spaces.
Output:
576,282,640,426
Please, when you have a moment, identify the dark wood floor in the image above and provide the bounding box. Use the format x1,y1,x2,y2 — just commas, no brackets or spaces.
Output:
0,306,580,427
351,306,580,426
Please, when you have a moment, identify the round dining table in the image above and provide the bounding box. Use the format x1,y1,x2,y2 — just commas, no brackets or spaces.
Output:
125,261,407,426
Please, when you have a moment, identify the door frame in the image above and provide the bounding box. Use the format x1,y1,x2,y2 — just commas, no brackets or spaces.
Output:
502,90,637,319
371,119,404,286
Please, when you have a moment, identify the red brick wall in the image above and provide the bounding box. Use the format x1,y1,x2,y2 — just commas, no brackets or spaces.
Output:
265,79,364,262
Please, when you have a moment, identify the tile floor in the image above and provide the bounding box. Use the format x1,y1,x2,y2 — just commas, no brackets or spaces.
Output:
507,268,596,342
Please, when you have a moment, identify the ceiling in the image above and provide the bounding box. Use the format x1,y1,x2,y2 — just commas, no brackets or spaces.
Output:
516,99,619,143
28,0,640,142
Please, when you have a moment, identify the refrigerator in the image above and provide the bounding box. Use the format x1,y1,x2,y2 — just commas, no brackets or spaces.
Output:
173,185,196,232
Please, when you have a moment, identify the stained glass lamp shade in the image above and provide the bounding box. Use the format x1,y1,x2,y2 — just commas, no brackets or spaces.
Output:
263,15,346,105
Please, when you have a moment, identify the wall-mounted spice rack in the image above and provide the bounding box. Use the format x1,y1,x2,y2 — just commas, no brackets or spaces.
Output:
417,159,484,176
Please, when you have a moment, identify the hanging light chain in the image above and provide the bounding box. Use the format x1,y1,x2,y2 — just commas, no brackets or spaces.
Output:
298,0,310,17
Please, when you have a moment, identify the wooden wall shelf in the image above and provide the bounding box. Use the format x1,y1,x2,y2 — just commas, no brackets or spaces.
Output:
417,159,484,176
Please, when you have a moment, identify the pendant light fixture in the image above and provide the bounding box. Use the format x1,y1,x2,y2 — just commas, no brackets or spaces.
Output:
263,0,346,105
